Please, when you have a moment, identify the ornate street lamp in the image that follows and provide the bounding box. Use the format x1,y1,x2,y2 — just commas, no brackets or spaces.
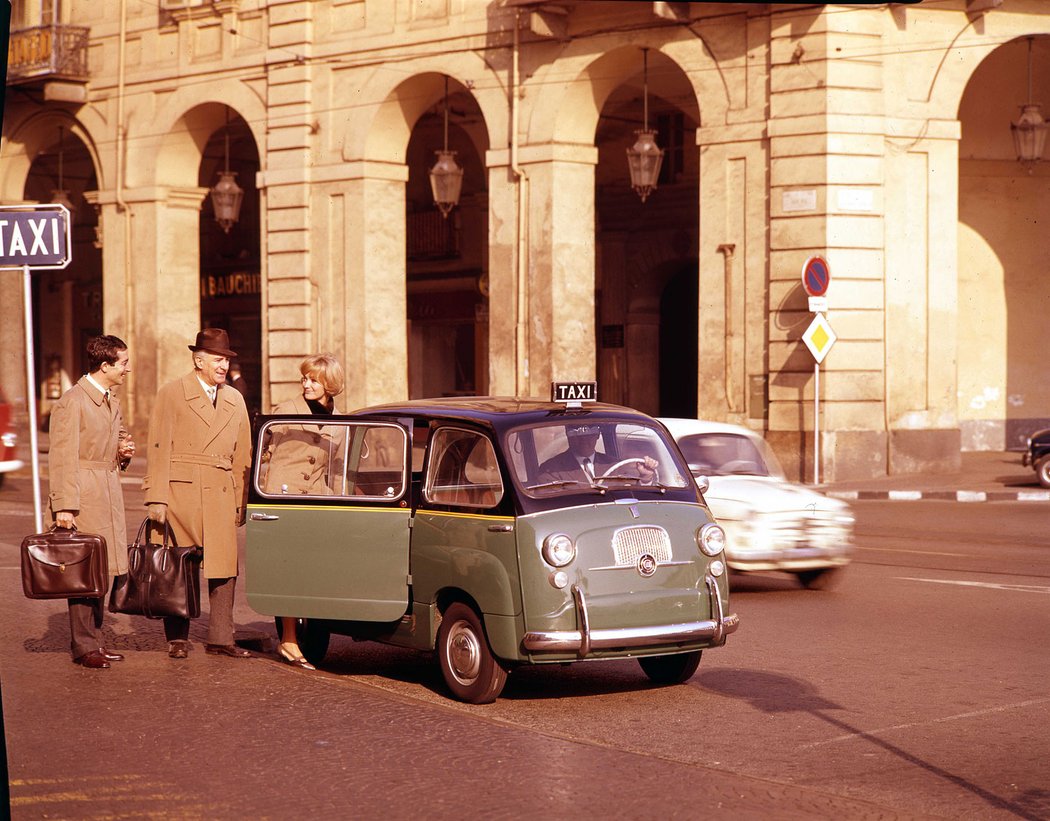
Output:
626,48,664,203
429,76,463,218
52,126,75,216
1011,37,1048,173
210,107,244,233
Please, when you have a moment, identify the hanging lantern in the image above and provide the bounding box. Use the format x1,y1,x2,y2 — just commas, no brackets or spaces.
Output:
626,48,664,203
1010,38,1049,172
429,76,463,218
52,125,76,216
210,107,244,232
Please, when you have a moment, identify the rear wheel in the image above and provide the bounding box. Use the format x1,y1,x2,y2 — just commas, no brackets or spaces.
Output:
273,616,330,667
638,651,702,685
797,568,843,590
1036,455,1050,489
437,603,508,704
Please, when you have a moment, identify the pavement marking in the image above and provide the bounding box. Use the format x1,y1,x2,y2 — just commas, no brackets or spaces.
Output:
855,545,967,558
888,490,923,501
898,576,1050,594
799,697,1050,749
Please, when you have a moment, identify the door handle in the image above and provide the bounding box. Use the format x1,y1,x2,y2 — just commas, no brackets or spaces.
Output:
250,512,280,521
487,524,513,532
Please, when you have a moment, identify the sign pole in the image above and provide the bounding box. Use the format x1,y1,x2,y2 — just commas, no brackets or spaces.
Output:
22,265,43,532
813,361,820,486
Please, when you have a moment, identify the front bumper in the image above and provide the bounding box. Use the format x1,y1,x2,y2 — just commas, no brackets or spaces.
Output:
522,574,739,656
0,459,24,474
728,547,851,572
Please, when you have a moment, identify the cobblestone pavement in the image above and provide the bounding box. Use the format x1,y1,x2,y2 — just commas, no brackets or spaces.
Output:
0,455,927,819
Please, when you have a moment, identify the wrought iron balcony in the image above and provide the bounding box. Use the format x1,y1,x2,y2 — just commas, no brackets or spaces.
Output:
7,25,90,86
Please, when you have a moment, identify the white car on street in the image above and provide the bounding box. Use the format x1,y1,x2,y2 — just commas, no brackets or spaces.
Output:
659,418,853,589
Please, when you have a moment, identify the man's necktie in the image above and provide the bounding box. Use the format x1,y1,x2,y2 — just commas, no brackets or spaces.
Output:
581,457,594,479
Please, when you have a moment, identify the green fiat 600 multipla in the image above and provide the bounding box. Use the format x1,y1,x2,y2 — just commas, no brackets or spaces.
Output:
246,383,739,703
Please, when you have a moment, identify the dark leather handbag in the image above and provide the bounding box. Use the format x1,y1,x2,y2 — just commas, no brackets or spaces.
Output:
108,519,203,620
21,525,108,599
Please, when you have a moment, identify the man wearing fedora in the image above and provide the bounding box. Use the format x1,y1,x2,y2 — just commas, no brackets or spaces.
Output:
142,328,253,660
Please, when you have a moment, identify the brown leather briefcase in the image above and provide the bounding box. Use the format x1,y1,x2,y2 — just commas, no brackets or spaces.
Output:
21,525,108,599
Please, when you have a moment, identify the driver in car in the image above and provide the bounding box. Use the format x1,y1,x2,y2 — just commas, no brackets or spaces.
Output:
536,424,658,485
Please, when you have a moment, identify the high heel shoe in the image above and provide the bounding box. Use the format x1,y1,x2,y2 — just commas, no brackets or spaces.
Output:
278,643,316,671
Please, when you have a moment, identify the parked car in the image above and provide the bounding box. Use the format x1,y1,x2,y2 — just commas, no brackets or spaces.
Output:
0,389,25,490
658,418,853,589
1021,428,1050,488
246,387,739,703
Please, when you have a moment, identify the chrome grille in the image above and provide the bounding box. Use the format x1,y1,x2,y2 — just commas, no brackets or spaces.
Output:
612,526,672,566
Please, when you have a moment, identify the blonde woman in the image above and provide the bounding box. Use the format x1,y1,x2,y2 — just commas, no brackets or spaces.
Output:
265,353,345,669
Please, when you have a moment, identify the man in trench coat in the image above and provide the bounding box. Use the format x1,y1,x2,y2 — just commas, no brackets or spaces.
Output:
48,335,135,669
143,328,252,660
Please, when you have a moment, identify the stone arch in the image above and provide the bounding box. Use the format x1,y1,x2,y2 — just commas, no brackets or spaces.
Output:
0,110,103,202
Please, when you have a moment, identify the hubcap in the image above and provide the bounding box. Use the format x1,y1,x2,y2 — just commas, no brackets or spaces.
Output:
447,620,481,684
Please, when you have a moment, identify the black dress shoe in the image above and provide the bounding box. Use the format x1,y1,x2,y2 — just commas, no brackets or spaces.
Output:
205,644,252,658
73,651,110,669
168,641,189,659
100,648,125,662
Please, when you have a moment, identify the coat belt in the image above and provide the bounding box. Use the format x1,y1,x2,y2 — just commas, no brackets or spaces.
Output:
171,452,233,471
79,459,117,471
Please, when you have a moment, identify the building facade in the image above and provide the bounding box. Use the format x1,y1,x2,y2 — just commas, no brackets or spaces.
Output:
2,0,1048,481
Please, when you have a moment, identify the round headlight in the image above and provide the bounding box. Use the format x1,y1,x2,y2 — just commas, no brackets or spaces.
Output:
542,533,576,567
697,522,726,557
709,560,725,577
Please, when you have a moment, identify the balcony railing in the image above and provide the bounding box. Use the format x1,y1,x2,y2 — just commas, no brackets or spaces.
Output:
7,25,90,85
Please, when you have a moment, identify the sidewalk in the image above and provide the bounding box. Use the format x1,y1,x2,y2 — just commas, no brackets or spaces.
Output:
819,450,1049,503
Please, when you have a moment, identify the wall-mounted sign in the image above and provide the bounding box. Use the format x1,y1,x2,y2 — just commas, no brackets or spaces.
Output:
0,205,71,269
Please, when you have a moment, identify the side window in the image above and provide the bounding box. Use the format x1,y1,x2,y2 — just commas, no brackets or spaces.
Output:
256,421,407,500
424,428,504,509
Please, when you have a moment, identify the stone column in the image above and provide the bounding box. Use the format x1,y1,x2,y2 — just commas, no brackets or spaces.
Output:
518,143,598,396
484,149,520,397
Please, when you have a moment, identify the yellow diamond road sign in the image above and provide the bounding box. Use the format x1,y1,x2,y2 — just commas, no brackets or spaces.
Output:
802,313,836,364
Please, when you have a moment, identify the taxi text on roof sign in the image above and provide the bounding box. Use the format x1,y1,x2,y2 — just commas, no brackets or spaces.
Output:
551,381,597,404
0,205,71,269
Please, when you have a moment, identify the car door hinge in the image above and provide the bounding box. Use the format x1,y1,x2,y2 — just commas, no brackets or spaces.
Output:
408,517,414,529
405,574,413,585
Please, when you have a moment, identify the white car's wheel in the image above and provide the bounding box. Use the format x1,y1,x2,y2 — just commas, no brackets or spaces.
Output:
1036,455,1050,489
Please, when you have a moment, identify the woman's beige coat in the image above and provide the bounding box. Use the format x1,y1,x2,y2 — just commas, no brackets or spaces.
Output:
47,377,130,576
142,372,251,578
264,394,343,495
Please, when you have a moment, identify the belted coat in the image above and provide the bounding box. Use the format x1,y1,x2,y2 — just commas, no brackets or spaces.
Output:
264,394,344,495
47,377,130,577
143,372,251,579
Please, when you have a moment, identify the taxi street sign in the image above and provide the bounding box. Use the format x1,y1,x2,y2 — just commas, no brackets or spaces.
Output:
801,255,830,297
802,313,837,364
0,204,71,269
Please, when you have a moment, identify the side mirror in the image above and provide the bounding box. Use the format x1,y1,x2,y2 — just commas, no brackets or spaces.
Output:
695,475,710,494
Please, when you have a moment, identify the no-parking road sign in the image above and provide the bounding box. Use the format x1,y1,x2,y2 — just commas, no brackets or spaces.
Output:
801,255,830,297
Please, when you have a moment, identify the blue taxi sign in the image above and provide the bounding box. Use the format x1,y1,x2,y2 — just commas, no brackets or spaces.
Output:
551,381,597,406
0,205,71,269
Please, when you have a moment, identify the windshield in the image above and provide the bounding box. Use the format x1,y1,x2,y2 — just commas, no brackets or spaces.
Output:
674,432,785,479
505,420,691,498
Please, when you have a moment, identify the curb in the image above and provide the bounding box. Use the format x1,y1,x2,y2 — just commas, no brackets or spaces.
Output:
826,489,1050,503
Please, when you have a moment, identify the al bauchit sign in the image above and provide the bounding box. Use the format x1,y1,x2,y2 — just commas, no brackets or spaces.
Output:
201,271,261,298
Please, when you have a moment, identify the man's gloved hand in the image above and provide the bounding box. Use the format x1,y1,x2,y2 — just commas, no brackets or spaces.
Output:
148,503,167,524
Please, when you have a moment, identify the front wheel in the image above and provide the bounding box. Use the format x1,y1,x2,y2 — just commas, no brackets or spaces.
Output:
437,603,508,704
273,616,330,667
1036,455,1050,489
638,651,702,685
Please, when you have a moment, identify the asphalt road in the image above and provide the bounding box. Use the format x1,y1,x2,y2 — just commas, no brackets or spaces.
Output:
0,468,1047,819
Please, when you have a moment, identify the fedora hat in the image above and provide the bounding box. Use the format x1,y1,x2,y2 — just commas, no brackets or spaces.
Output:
188,328,237,358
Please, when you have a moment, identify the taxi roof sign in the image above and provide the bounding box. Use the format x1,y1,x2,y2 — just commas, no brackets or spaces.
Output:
551,381,597,407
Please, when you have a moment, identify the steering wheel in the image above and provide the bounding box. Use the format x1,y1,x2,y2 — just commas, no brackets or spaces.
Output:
599,457,648,478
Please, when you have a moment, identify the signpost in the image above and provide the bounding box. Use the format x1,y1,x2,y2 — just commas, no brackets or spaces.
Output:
800,256,835,485
0,205,72,531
